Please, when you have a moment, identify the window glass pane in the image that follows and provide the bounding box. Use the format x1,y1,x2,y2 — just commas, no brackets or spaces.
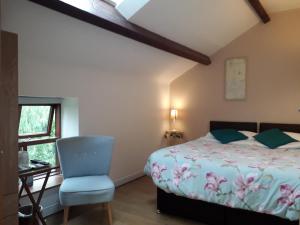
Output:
109,0,124,6
19,106,51,135
27,143,57,165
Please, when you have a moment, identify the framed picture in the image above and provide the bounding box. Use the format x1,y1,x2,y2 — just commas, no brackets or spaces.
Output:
225,57,247,100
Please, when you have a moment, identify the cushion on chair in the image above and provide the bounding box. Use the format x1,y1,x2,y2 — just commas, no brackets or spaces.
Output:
59,175,115,206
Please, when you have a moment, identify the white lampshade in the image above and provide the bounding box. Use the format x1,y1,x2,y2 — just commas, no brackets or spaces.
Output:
170,109,178,120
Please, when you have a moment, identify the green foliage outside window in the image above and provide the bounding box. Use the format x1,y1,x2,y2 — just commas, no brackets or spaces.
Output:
27,143,57,165
18,105,59,166
19,106,51,135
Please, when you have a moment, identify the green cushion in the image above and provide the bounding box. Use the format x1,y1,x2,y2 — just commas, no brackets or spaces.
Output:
254,128,297,149
211,129,248,144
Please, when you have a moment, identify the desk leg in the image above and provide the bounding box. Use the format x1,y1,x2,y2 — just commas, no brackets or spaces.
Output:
36,172,50,206
35,171,50,225
18,177,27,206
20,172,50,225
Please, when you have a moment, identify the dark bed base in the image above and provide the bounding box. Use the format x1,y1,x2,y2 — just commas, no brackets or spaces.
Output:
157,188,298,225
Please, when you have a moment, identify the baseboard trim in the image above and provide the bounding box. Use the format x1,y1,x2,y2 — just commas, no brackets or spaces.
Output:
43,201,63,217
114,171,145,187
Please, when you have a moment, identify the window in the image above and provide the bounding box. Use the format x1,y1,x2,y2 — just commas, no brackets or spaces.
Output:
104,0,124,6
18,104,61,166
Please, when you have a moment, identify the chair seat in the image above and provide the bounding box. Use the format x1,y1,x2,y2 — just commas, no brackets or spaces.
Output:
59,175,115,206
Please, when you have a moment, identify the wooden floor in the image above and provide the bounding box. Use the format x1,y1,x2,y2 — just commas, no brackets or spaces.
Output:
47,176,204,225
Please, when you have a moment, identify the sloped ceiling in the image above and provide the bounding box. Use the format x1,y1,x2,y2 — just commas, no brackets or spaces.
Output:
4,0,300,84
261,0,300,12
2,0,197,84
117,0,300,56
127,0,259,56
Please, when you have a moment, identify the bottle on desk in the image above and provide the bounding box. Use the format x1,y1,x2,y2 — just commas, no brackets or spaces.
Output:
18,148,29,167
18,148,33,186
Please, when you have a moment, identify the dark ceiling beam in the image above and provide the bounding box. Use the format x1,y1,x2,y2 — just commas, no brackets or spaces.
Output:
29,0,211,65
248,0,271,23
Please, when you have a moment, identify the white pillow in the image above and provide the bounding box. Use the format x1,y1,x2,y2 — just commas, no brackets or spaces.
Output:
204,131,258,146
252,132,300,149
228,131,257,146
284,132,300,141
278,142,300,149
231,131,300,150
277,132,300,149
205,131,256,139
239,131,257,139
203,132,217,141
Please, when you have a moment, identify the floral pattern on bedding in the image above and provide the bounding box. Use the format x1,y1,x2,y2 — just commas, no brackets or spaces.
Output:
144,137,300,221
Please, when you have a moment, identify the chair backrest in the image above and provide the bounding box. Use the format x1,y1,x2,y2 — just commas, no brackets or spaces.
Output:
56,136,115,179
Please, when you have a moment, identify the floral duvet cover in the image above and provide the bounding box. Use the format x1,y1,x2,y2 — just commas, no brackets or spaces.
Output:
144,137,300,221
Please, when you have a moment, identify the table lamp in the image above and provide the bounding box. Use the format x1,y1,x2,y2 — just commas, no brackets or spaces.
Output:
170,108,178,131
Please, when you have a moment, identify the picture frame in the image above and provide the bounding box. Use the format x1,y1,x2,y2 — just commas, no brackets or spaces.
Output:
225,57,247,100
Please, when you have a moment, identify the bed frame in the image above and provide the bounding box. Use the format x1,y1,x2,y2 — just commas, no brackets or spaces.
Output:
157,121,300,225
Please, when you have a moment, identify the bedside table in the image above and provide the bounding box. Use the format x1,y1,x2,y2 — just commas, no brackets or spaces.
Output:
164,130,185,146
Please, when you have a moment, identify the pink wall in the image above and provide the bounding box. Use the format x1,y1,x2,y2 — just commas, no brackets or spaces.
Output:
170,9,300,140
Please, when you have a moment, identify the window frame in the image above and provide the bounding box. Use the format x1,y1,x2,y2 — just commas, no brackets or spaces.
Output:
102,0,117,6
18,104,61,166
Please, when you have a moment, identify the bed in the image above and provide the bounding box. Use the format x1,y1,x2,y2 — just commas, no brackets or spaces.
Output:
144,121,300,225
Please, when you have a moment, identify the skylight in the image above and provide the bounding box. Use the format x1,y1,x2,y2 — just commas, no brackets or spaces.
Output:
106,0,124,6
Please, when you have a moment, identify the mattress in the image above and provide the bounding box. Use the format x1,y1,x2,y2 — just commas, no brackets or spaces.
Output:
144,136,300,221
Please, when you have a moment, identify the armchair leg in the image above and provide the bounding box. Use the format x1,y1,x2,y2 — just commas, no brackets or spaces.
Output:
63,207,69,225
104,203,113,225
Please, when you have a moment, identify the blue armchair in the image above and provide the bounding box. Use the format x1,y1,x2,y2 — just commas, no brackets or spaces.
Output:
56,136,115,225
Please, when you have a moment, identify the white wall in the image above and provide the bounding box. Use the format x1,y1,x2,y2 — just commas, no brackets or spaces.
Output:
2,0,195,181
61,98,79,138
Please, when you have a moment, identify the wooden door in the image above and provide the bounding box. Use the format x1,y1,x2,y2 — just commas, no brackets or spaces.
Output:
0,31,18,225
0,6,3,221
0,16,2,224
